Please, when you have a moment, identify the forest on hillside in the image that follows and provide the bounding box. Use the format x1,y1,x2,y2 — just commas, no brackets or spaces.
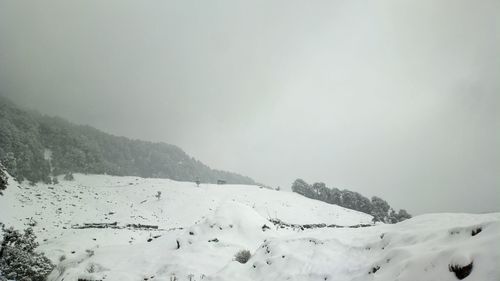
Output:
291,179,411,223
0,97,256,185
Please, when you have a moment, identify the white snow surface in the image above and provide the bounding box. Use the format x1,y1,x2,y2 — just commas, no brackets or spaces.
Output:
0,173,499,281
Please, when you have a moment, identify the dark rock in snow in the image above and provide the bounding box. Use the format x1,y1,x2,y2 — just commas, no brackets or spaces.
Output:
471,227,482,236
369,265,380,274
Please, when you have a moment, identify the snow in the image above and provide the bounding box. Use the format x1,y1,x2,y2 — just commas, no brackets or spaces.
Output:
0,173,499,281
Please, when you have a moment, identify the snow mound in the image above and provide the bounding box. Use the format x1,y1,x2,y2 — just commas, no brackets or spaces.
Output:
183,201,275,250
48,201,277,281
214,236,372,281
364,217,500,281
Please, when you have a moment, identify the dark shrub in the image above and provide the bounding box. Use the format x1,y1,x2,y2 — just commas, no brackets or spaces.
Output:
235,250,251,264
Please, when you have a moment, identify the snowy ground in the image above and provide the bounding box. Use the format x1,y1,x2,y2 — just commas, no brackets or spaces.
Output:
1,173,499,281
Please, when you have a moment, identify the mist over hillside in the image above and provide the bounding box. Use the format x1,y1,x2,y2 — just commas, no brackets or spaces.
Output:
0,97,257,185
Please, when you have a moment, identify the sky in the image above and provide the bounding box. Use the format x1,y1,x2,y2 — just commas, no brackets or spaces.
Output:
0,0,498,215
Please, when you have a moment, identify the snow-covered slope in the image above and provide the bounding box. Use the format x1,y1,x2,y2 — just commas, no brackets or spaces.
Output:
1,174,499,281
0,173,371,231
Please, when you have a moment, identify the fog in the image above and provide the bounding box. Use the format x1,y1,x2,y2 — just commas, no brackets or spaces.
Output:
0,0,498,214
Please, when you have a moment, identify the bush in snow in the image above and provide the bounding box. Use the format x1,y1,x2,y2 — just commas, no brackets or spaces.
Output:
234,250,251,264
0,226,54,281
63,172,74,181
155,191,162,200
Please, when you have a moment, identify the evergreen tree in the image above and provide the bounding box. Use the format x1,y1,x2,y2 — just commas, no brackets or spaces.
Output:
311,182,327,199
371,196,391,223
327,187,342,205
0,227,54,281
291,179,312,197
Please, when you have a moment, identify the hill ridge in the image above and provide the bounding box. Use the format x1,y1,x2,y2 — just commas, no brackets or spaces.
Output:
0,96,257,185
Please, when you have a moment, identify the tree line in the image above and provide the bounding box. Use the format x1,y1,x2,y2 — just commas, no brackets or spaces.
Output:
291,179,411,223
0,97,256,185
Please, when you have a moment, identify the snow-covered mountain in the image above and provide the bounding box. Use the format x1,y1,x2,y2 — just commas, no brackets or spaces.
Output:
0,173,499,281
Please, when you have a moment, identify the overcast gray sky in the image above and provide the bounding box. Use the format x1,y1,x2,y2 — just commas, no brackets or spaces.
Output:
0,0,498,214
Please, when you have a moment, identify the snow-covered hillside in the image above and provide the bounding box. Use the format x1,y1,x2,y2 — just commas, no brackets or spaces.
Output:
0,174,499,281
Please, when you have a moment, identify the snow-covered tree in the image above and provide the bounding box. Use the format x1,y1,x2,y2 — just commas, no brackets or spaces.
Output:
0,226,54,281
291,179,311,197
388,208,412,223
311,182,326,199
397,209,412,221
291,178,411,223
354,192,373,214
327,187,342,205
371,196,391,223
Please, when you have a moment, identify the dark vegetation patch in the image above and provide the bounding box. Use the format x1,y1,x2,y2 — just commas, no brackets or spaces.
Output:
471,227,482,236
369,265,380,274
71,222,174,231
0,162,7,195
234,250,251,264
449,262,473,280
269,218,373,231
450,226,483,237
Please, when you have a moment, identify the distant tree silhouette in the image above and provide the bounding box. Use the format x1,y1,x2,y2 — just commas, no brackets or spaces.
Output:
291,178,411,223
